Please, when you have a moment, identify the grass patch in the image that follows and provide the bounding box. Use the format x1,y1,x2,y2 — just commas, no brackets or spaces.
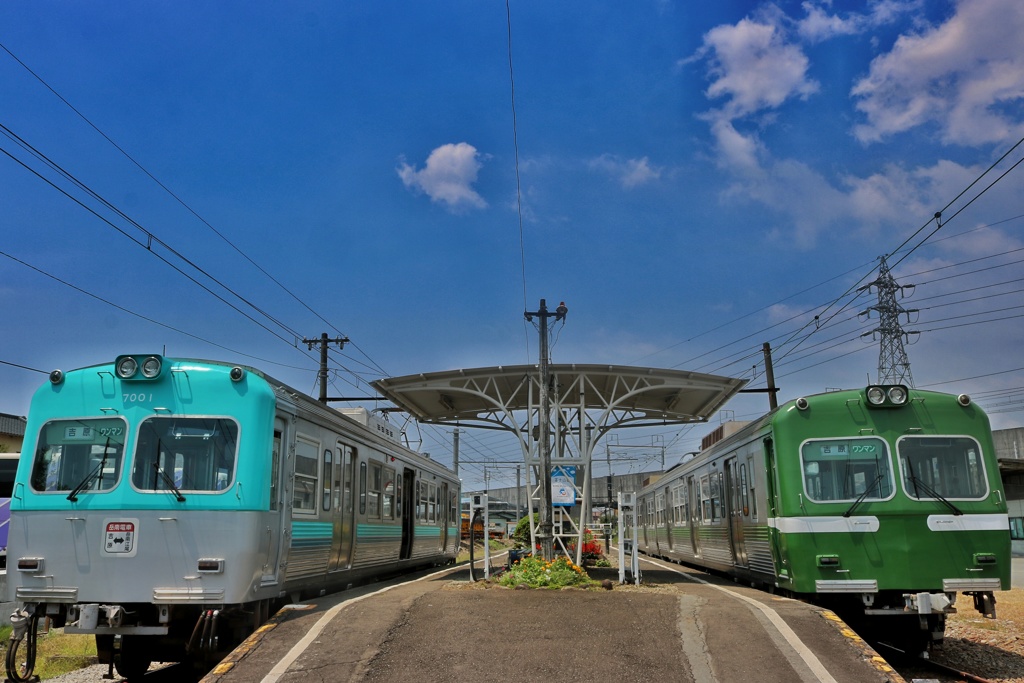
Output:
0,625,98,680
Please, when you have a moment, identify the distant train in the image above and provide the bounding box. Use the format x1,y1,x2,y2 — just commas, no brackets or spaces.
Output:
635,384,1010,653
0,452,17,568
6,354,460,682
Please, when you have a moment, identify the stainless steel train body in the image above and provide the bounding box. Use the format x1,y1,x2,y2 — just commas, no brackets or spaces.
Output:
7,354,459,679
635,385,1010,651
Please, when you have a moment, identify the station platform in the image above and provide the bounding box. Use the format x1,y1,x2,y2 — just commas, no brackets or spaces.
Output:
199,555,903,683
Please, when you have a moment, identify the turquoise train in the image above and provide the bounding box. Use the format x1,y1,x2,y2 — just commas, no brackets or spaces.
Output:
6,354,460,681
636,384,1010,653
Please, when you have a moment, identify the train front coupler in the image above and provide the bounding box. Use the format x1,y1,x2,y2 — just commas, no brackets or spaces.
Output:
6,603,42,683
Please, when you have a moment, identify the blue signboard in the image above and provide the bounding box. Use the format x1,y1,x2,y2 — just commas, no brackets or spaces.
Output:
552,466,576,507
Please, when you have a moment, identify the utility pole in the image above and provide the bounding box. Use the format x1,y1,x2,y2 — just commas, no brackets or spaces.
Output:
762,342,778,411
524,298,566,561
859,255,919,386
303,333,349,403
453,428,460,475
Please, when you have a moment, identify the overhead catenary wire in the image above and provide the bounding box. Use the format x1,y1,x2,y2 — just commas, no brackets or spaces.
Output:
504,0,532,365
0,40,390,381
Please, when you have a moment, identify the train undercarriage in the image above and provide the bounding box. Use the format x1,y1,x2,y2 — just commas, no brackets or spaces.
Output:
6,598,278,683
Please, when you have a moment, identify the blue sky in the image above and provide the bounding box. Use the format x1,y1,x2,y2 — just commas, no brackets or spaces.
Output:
2,1,1023,490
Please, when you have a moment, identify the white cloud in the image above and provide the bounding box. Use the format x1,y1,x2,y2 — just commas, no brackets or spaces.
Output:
797,0,920,43
588,154,662,188
700,17,818,118
397,142,488,212
851,0,1024,145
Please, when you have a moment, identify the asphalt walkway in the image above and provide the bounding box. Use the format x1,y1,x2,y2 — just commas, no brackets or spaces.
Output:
201,559,900,683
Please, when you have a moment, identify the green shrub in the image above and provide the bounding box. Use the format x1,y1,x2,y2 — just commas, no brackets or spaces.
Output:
499,555,596,589
511,514,534,549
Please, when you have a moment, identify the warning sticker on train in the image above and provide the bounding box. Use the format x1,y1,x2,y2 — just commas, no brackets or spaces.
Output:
103,519,139,557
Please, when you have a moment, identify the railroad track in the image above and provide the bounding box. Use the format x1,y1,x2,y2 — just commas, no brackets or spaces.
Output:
874,641,997,683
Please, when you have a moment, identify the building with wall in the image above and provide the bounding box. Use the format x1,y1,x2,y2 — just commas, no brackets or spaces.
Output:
0,413,25,454
996,427,1024,555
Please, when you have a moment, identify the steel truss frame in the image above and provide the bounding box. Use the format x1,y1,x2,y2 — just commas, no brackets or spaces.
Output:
372,365,746,564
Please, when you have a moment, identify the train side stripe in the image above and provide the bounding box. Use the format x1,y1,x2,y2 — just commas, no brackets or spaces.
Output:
770,516,879,533
770,513,1009,533
926,513,1008,532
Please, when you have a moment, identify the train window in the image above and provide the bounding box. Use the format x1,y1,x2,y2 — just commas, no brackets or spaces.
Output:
323,449,333,511
271,431,282,511
132,417,240,495
419,482,436,523
747,457,757,520
31,418,127,494
382,468,396,519
739,464,749,516
710,473,722,521
897,436,988,500
1010,517,1024,541
655,492,665,525
800,437,893,503
672,486,686,525
359,461,367,514
291,436,319,513
428,483,437,523
367,463,382,518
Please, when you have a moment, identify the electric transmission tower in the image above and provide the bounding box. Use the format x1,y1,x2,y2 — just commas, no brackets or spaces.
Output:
859,255,920,386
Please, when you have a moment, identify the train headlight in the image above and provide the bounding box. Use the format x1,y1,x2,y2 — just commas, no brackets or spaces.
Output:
141,356,162,378
49,369,64,385
865,385,910,408
957,394,971,407
229,366,245,382
115,355,165,380
116,356,138,379
887,385,908,405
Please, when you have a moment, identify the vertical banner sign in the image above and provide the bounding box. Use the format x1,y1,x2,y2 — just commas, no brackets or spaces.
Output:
552,466,576,507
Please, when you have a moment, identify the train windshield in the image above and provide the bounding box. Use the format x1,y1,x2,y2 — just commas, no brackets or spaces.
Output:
897,436,987,500
30,418,126,494
132,417,239,493
800,437,893,503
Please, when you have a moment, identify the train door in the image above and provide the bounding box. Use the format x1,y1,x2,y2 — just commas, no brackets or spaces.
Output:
263,418,289,586
400,469,415,560
440,483,450,552
662,486,673,550
687,475,700,557
724,457,748,568
764,437,785,576
329,442,355,571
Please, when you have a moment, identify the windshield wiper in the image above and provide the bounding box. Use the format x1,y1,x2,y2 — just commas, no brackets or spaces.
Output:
907,474,962,515
906,459,962,515
67,439,111,501
152,463,186,502
844,473,883,518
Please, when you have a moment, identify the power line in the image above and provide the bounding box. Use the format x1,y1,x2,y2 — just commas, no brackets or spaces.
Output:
504,1,531,365
0,41,389,382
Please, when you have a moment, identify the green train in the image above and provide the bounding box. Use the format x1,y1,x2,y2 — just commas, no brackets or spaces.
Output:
636,384,1010,653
